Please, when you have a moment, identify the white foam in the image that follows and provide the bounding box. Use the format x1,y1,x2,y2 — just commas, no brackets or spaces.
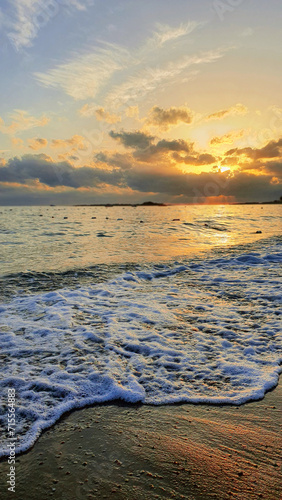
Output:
0,242,281,456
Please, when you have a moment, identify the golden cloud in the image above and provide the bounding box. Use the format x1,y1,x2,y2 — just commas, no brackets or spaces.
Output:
0,110,50,135
28,138,48,150
210,130,245,146
206,104,248,121
51,135,87,150
79,104,121,123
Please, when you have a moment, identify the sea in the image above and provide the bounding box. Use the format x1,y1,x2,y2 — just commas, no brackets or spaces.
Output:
0,204,281,457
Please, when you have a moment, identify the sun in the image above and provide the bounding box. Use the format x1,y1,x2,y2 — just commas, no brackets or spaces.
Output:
219,166,230,173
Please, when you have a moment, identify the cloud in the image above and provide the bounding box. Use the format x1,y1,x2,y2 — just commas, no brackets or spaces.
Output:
226,138,282,160
5,0,92,50
135,140,193,163
262,161,282,179
238,160,282,179
1,143,281,204
34,16,224,109
105,50,225,109
0,110,49,135
51,135,87,150
137,139,192,161
125,106,139,118
28,137,48,150
148,21,201,48
0,154,124,188
108,129,215,166
123,167,281,203
206,104,248,121
109,129,196,164
146,106,194,130
172,152,217,166
79,104,121,124
210,130,245,146
11,137,24,148
109,130,155,150
95,107,121,124
95,152,133,171
35,43,130,100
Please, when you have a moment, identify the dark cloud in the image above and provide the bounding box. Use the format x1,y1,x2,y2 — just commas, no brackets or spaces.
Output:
263,161,282,178
226,138,282,160
95,151,132,170
109,130,154,150
0,154,124,188
1,132,281,204
133,138,193,162
109,129,193,162
239,160,282,179
124,168,281,202
172,152,217,166
152,139,191,153
146,106,193,130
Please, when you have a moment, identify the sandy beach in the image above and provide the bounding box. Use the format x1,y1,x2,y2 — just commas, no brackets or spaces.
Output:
1,380,281,500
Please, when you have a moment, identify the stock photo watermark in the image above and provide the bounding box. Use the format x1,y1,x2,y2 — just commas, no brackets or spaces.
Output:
6,388,17,493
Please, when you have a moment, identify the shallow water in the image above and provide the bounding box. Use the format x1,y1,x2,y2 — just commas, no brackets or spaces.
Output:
0,205,281,456
0,204,280,275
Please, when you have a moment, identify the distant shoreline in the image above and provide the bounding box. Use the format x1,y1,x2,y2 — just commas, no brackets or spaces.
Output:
72,200,281,207
73,201,167,207
234,199,282,205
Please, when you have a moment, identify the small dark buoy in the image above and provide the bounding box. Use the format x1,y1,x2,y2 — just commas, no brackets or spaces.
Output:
117,218,123,221
91,217,96,219
140,220,144,223
256,230,262,234
106,217,109,220
64,217,68,219
51,216,54,218
172,218,180,221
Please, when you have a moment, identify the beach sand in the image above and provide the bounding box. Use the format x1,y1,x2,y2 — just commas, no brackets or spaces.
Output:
1,382,281,500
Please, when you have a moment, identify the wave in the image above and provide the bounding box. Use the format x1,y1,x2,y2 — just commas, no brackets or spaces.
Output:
0,236,281,456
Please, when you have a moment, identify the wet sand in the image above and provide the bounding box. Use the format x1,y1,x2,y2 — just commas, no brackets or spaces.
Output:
0,383,281,500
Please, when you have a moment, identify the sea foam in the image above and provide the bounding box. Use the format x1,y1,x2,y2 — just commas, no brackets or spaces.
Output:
0,242,281,456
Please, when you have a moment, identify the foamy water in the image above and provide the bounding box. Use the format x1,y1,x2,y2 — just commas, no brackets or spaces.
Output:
0,205,281,456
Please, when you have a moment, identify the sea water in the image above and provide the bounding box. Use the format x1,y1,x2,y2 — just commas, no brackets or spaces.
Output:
0,205,281,456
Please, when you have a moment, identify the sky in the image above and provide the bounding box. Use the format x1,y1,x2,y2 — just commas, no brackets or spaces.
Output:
0,0,281,205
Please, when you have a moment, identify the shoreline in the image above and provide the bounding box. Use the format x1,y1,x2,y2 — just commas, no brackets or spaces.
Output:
1,381,281,499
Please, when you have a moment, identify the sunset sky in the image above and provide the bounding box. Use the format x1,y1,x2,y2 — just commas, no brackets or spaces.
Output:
0,0,281,204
